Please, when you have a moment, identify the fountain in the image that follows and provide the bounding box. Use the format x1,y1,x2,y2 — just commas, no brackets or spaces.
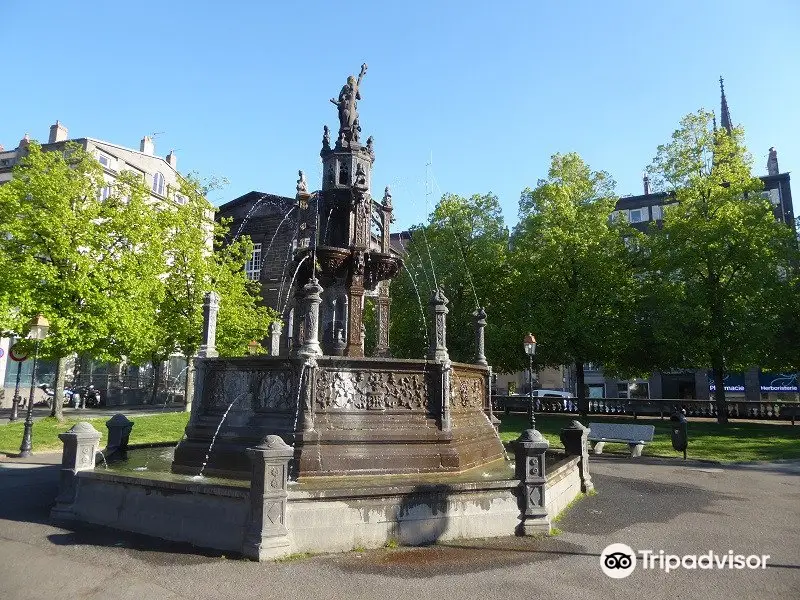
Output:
49,65,591,560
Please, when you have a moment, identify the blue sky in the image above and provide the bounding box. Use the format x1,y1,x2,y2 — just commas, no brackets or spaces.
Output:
3,1,798,230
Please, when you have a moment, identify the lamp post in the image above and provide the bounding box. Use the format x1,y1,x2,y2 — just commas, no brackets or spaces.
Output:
523,333,537,431
19,314,49,458
9,338,24,422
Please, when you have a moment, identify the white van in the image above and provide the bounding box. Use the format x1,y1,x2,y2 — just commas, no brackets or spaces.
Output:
494,389,576,412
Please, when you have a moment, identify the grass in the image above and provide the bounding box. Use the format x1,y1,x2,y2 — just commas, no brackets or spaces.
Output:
498,412,800,463
0,411,190,455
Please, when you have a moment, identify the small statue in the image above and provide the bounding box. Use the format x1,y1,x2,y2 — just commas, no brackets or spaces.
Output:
366,136,374,155
322,125,331,151
330,63,368,146
296,170,308,194
353,163,368,192
382,186,392,208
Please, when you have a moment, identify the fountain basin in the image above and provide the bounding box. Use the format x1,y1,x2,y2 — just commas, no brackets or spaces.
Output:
55,448,582,556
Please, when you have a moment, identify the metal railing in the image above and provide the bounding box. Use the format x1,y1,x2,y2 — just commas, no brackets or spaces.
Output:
492,395,800,424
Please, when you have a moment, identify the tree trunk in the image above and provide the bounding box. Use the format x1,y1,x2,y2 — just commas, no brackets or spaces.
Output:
576,360,588,420
184,357,195,413
150,359,162,405
712,357,728,424
50,356,68,421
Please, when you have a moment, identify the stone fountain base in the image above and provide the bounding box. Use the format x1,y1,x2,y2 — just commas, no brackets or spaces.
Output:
51,451,584,558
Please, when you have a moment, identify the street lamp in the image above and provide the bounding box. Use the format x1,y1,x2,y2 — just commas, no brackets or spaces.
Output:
19,314,49,458
523,333,537,431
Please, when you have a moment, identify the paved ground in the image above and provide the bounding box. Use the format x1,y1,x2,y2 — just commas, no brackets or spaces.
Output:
0,454,797,600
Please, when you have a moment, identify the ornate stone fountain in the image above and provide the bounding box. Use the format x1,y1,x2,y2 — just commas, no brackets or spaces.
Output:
50,67,589,561
171,63,505,480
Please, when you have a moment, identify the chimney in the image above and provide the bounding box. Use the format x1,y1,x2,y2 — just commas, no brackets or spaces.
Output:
18,133,30,149
166,149,177,170
643,173,650,195
767,147,779,176
48,121,68,143
140,136,154,155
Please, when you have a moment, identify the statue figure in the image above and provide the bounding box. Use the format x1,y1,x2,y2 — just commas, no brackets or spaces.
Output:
382,186,392,208
296,170,308,194
330,63,368,146
353,163,368,193
366,136,374,155
322,125,331,151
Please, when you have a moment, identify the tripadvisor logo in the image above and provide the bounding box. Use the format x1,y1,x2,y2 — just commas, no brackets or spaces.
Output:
600,543,770,578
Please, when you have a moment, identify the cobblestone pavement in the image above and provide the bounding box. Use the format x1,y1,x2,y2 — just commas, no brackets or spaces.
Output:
0,454,797,600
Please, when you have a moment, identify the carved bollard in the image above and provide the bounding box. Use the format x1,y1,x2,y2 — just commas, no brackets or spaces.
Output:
514,428,551,535
105,413,134,459
242,436,294,561
560,420,594,493
473,307,488,366
198,291,220,359
269,321,283,357
299,278,323,358
51,422,102,521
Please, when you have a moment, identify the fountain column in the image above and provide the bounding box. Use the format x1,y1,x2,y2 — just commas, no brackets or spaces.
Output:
473,306,488,366
198,291,220,359
374,283,391,357
299,278,323,358
268,321,282,357
428,288,452,431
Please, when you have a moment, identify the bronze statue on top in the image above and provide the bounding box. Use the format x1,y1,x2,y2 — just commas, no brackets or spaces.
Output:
330,63,368,147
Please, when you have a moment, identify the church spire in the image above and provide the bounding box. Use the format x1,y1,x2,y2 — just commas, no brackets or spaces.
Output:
719,76,732,134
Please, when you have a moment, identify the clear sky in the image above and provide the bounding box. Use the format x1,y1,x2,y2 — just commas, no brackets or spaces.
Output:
3,1,798,230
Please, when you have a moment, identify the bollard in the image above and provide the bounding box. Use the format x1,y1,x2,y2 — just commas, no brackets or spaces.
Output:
51,422,102,521
105,413,134,459
560,420,594,493
514,428,550,535
242,435,294,560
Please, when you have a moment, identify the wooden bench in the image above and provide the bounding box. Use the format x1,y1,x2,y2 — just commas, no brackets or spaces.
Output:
587,423,655,458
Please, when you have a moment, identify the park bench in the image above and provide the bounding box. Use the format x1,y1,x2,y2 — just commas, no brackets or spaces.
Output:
587,423,655,458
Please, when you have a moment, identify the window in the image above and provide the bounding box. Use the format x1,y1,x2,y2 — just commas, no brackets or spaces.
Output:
629,208,645,223
98,185,112,200
98,153,111,168
245,243,262,280
174,193,187,205
651,204,662,220
628,381,649,399
152,172,165,196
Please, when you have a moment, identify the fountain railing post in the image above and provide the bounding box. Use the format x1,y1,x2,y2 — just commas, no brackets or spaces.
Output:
51,422,102,521
374,283,391,357
514,428,551,536
243,436,293,561
428,288,452,431
269,321,282,357
473,306,488,366
290,287,306,358
198,291,220,359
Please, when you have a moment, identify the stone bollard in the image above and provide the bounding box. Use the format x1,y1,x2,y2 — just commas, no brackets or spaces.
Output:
105,413,134,459
242,436,294,561
560,420,594,493
51,422,102,521
514,428,551,536
269,321,283,357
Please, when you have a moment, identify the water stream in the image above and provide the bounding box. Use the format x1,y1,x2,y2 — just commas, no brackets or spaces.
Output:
280,255,309,314
196,394,242,478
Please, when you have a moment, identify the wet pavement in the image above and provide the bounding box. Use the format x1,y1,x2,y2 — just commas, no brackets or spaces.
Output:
0,454,797,600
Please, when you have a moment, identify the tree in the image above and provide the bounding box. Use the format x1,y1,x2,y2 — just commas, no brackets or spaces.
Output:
389,193,516,370
646,110,794,423
511,152,636,417
0,142,168,420
133,174,277,407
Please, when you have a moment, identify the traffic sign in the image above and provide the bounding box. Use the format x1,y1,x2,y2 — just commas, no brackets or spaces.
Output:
9,344,28,362
0,347,4,359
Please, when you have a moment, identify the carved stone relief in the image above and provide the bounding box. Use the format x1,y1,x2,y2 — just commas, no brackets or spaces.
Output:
315,369,428,411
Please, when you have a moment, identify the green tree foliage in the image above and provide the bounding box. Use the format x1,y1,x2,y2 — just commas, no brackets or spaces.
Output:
389,193,516,370
511,152,636,415
0,143,175,418
645,110,794,423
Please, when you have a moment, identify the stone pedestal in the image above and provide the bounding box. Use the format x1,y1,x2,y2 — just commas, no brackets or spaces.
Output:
473,307,487,366
51,422,103,521
514,428,550,535
269,321,282,357
560,420,594,493
105,413,134,459
242,436,294,561
198,291,220,359
299,278,323,358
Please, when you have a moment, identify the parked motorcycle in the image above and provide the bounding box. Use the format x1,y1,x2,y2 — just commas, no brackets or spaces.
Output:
38,383,73,408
